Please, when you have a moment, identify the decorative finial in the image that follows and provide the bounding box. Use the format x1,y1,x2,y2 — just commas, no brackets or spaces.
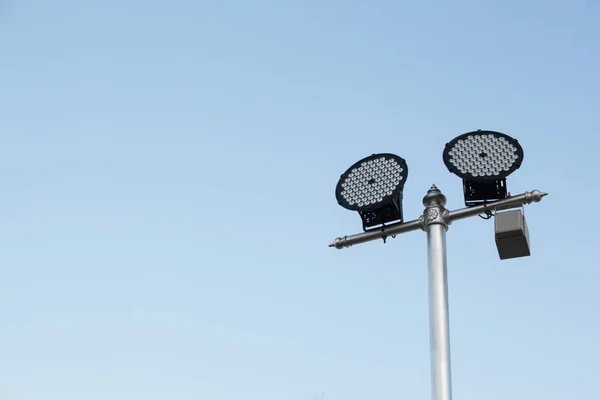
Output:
528,190,549,203
423,184,447,207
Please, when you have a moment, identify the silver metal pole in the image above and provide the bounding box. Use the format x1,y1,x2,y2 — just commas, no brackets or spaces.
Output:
328,185,548,399
422,185,452,400
427,223,452,400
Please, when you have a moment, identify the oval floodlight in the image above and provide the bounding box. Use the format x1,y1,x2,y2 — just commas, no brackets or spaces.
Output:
443,130,524,206
335,153,408,230
442,130,524,182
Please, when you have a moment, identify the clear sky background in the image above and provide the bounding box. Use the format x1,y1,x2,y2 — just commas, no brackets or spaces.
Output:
1,1,599,399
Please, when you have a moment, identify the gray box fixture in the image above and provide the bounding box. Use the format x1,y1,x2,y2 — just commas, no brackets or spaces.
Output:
494,209,530,260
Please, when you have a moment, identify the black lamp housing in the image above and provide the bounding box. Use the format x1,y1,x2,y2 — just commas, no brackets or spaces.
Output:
355,191,405,231
443,130,524,207
335,153,408,231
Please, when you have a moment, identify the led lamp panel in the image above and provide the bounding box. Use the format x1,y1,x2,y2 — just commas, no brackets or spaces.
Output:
443,130,524,182
336,153,408,212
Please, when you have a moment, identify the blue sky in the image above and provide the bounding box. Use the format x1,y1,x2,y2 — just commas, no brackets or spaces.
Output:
1,1,599,399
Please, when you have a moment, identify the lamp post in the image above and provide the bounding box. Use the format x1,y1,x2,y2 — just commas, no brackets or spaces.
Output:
328,130,547,400
329,185,547,400
423,185,452,400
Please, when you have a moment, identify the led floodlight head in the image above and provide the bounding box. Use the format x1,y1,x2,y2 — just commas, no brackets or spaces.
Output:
443,130,524,206
335,153,408,231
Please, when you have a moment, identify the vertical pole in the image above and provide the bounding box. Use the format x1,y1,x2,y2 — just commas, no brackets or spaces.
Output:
422,185,453,400
427,223,452,400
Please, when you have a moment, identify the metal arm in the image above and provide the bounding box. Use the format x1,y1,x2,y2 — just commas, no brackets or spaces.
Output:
446,189,547,223
328,189,547,250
